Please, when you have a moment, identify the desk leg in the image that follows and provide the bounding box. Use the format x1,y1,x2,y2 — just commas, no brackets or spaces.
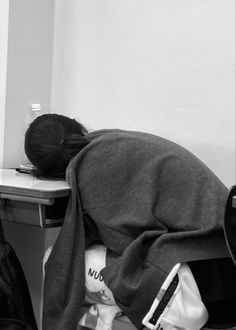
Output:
2,221,60,330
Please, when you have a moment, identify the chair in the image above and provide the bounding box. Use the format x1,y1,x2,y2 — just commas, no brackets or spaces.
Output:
224,185,236,265
203,186,236,330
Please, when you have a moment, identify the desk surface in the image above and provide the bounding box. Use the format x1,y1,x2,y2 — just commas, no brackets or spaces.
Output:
0,169,70,199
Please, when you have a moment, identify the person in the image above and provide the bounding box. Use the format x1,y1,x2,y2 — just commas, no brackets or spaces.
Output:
24,114,236,330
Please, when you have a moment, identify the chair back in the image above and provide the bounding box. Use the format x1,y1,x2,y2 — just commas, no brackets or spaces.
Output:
224,185,236,265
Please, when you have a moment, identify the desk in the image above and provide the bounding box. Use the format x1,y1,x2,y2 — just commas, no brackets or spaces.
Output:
0,169,70,228
0,169,71,328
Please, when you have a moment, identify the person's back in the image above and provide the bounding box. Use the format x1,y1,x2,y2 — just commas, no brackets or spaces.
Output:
75,128,228,243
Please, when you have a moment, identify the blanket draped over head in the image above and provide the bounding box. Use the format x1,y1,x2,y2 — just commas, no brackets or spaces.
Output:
43,129,229,330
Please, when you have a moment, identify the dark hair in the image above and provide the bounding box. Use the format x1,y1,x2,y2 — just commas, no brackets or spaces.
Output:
24,113,89,177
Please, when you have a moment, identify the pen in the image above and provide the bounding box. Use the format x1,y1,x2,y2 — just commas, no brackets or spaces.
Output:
15,168,33,174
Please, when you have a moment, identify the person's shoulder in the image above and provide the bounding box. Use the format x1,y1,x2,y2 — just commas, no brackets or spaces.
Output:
87,128,162,141
86,129,187,155
87,128,128,139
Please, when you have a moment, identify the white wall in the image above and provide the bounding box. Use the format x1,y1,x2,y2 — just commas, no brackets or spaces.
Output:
0,0,9,168
3,0,55,168
51,0,235,187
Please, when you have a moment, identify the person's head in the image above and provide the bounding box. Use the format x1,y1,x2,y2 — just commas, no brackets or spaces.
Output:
24,113,89,177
